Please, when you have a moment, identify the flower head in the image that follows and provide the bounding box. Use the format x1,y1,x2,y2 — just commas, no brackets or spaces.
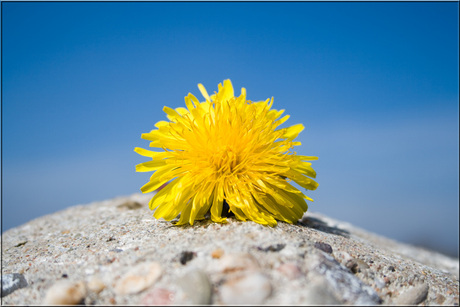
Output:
135,80,318,226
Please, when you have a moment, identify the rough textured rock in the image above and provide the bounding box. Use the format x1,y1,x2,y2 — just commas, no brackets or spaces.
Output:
1,193,459,305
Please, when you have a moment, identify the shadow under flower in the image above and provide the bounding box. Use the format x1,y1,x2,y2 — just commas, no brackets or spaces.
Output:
297,216,350,238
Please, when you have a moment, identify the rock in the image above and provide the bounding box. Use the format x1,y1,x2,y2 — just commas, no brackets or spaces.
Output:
211,248,224,259
303,279,341,305
436,294,446,304
277,263,303,280
394,283,429,305
1,193,458,305
115,262,162,295
218,253,260,273
312,252,382,305
177,269,212,304
43,281,86,305
1,273,28,297
314,241,333,254
257,243,286,252
141,287,174,305
374,278,386,290
87,277,105,294
346,258,370,274
178,251,196,265
219,273,271,305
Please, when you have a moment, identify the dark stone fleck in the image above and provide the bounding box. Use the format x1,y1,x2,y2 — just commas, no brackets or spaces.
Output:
61,274,68,278
314,241,333,254
14,241,27,248
1,273,28,297
257,244,286,252
347,261,359,274
179,251,196,265
106,237,116,242
388,265,395,272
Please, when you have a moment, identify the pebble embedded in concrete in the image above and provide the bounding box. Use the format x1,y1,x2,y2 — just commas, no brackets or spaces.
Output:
211,248,224,259
218,253,260,273
87,277,106,294
141,287,175,305
177,268,212,304
115,261,162,295
43,280,86,305
394,283,429,305
312,252,382,305
219,272,272,305
1,273,28,297
302,280,342,305
314,241,333,254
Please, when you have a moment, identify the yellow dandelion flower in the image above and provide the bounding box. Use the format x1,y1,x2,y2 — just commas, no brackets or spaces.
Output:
135,80,318,226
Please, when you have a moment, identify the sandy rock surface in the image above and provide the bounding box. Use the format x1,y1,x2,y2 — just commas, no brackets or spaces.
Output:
2,193,459,305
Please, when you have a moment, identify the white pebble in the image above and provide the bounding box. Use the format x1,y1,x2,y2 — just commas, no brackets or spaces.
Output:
218,253,260,273
178,269,212,304
220,273,271,304
115,262,162,295
87,277,106,294
43,281,86,305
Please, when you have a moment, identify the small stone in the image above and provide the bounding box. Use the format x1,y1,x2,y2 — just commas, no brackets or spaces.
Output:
436,294,446,304
302,280,341,305
346,258,369,274
115,262,162,295
87,277,106,294
388,265,395,272
211,248,224,259
117,200,143,210
313,252,382,305
394,283,429,305
178,251,196,265
178,269,212,304
314,241,333,254
141,288,174,305
374,278,386,290
219,253,260,273
14,241,28,247
220,273,271,304
43,281,86,305
277,263,302,280
257,243,285,252
1,273,28,297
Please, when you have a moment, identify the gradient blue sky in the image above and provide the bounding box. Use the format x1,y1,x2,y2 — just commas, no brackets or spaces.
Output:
2,2,458,256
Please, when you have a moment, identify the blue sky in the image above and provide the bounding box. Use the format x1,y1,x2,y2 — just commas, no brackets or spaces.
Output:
2,2,458,256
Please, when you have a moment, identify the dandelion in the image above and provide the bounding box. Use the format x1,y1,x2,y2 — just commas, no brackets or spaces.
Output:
135,80,318,226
